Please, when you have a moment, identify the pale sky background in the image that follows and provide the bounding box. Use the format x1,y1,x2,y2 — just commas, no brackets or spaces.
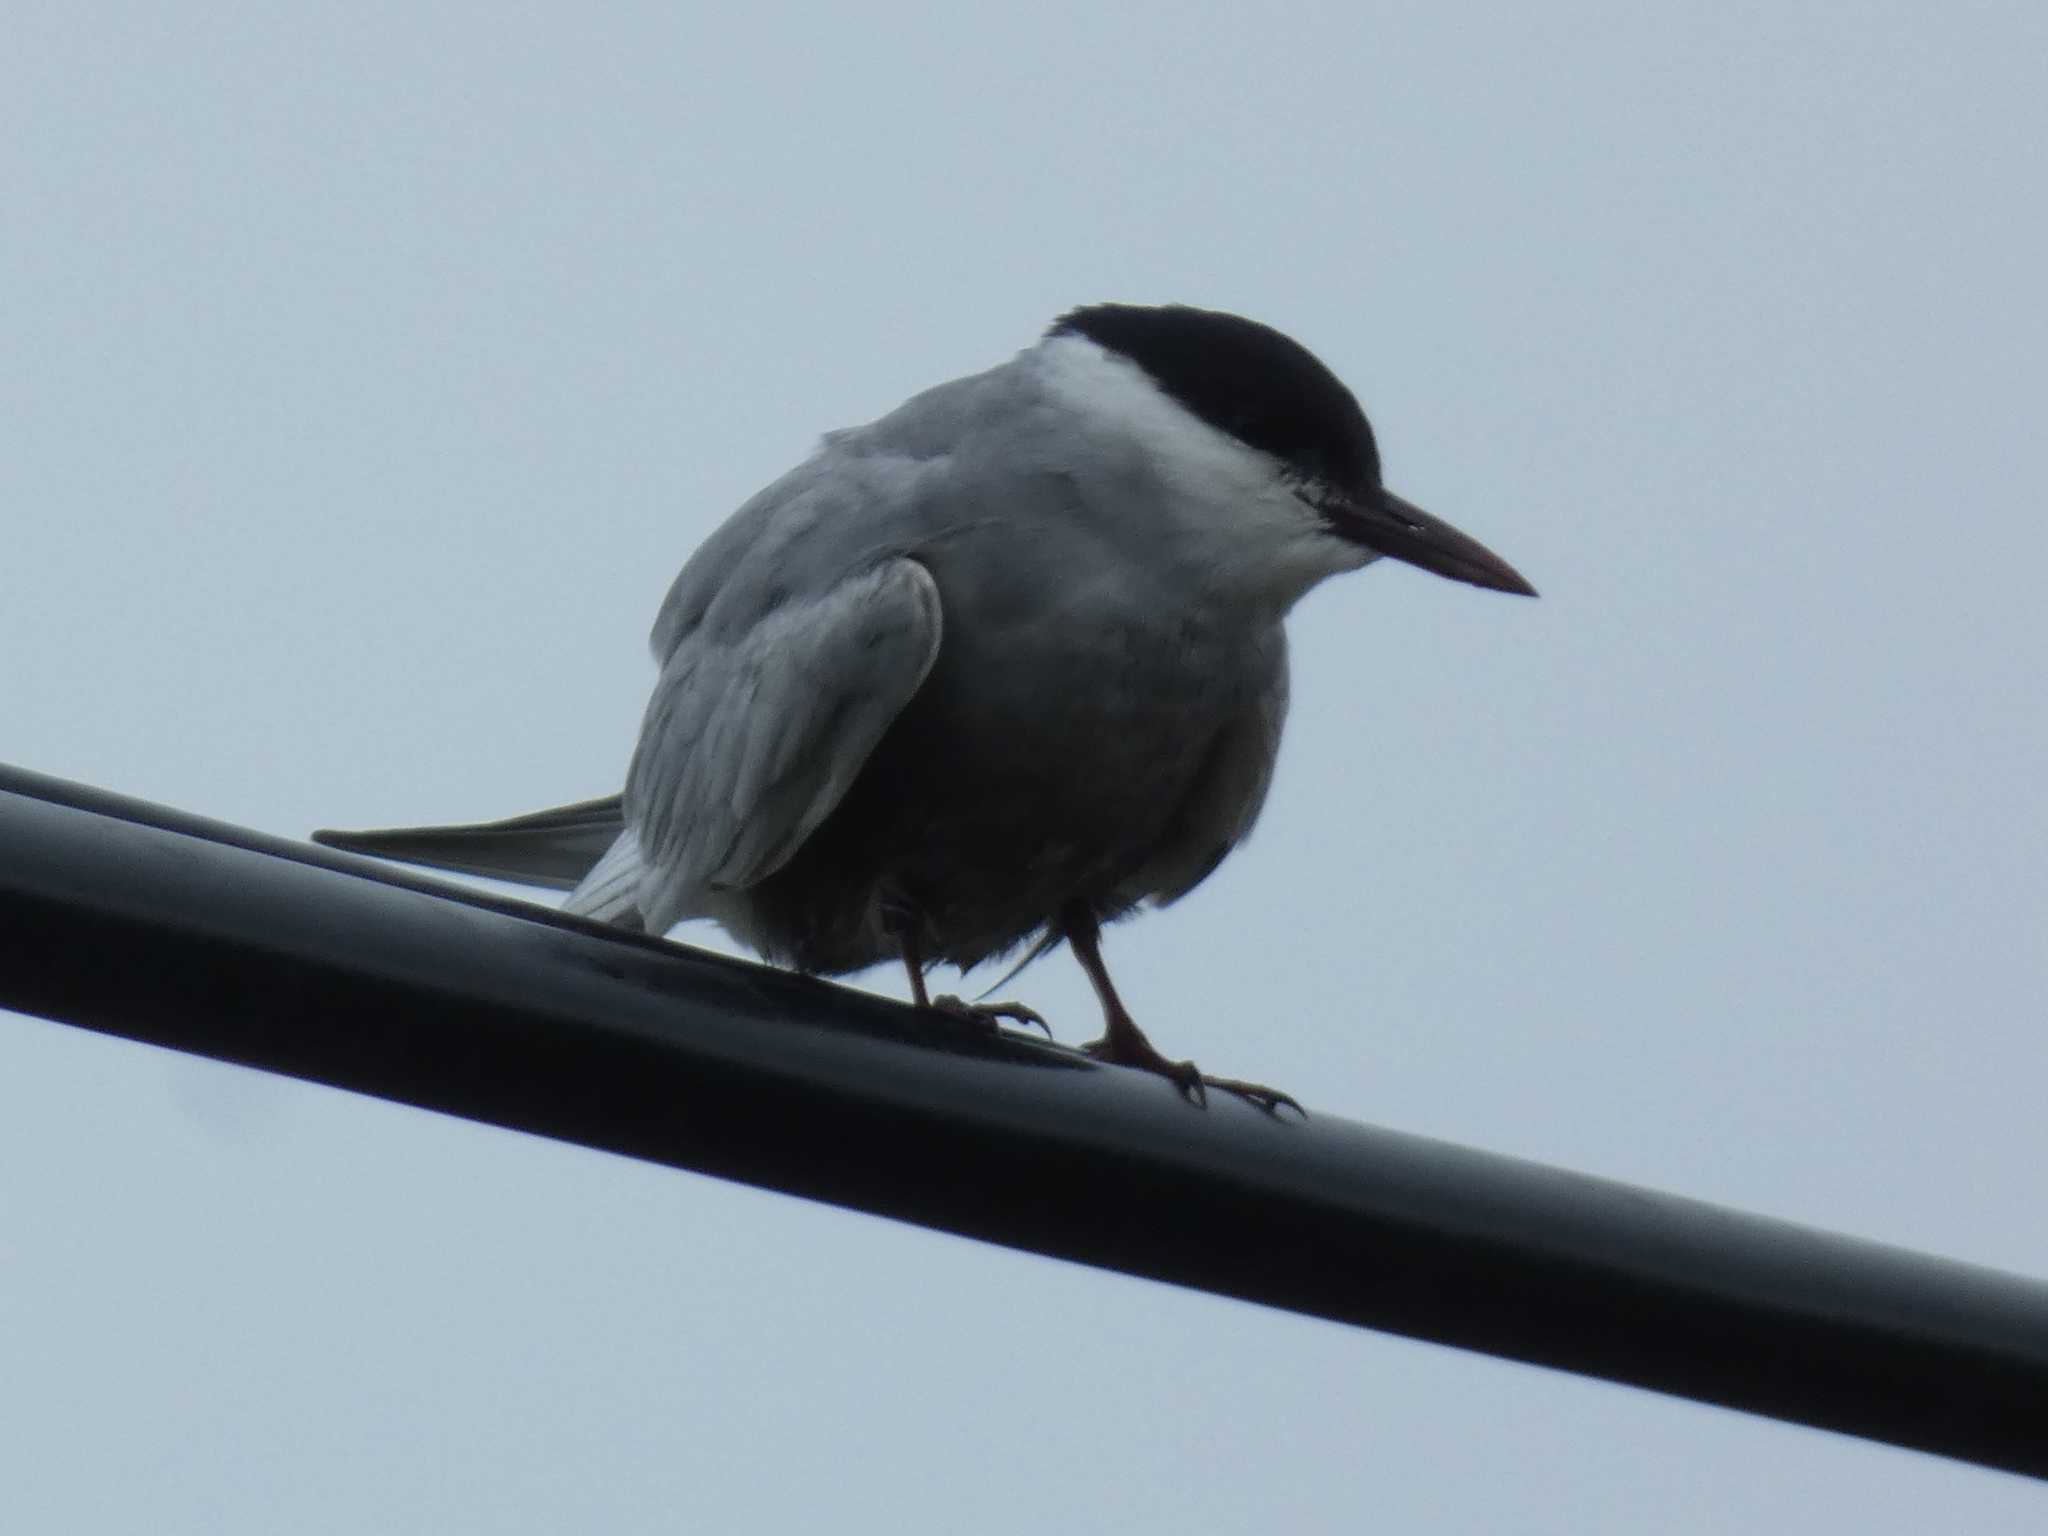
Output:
4,3,2046,1531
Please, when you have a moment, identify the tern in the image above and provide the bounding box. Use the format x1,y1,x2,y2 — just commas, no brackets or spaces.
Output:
317,304,1535,1112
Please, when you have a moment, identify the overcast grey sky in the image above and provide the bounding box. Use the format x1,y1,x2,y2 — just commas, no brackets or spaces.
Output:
5,3,2045,1530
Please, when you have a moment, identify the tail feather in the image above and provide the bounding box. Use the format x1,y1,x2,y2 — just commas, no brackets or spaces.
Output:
313,796,625,892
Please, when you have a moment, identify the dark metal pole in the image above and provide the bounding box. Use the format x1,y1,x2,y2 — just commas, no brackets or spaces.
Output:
2,763,2044,1479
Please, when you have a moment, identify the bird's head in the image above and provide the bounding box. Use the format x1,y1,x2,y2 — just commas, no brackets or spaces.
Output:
1043,303,1536,602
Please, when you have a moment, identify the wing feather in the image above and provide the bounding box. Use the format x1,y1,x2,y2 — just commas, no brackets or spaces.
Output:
627,557,942,932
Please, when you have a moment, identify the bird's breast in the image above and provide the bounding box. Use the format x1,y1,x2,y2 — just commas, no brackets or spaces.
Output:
734,512,1283,973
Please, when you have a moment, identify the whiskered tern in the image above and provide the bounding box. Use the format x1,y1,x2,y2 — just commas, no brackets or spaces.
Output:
317,304,1536,1112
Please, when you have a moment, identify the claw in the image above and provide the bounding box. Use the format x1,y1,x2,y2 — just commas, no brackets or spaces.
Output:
1078,1035,1303,1118
1083,1035,1202,1104
928,993,1053,1039
1195,1075,1304,1119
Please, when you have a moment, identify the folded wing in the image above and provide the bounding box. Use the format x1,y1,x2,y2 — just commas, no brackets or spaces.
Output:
625,556,943,933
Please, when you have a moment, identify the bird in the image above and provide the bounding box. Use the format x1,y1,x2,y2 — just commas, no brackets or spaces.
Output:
315,303,1535,1113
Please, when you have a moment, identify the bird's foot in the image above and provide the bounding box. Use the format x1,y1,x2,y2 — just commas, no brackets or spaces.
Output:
926,994,1053,1039
1079,1033,1304,1119
1189,1072,1305,1119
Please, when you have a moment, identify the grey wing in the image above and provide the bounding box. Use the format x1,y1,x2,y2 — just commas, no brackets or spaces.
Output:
314,796,625,890
625,556,943,933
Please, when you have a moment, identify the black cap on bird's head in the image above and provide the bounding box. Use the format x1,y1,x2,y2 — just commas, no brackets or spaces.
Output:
1051,303,1536,597
1051,304,1383,495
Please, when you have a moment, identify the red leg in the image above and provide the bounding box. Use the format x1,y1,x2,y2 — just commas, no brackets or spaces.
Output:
1063,906,1302,1117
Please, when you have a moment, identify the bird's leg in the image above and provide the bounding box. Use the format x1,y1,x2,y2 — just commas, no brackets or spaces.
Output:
1062,904,1303,1117
887,904,1049,1037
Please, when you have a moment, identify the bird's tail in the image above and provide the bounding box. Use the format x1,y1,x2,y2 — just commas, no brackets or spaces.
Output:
314,795,633,907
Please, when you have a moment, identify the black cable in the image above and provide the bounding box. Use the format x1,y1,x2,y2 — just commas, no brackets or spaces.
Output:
3,764,2043,1479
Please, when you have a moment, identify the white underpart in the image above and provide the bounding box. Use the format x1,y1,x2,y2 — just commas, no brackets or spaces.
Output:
1033,333,1374,611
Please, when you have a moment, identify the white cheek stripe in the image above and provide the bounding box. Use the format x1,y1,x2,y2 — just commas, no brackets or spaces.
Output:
1034,334,1368,607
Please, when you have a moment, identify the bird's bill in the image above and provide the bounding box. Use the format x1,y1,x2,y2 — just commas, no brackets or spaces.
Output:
1334,488,1537,597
